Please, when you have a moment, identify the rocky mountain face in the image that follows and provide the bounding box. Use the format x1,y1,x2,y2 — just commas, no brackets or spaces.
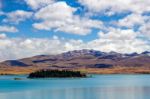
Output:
0,49,150,74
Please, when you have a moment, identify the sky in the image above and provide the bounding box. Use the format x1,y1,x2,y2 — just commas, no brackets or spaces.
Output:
0,0,150,61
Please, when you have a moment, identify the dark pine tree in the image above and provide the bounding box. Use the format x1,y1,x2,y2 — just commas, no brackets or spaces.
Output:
28,69,87,78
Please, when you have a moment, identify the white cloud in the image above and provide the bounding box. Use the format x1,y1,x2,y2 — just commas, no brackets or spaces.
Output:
33,2,103,35
0,11,4,15
0,33,6,39
0,37,84,61
86,29,150,53
0,26,18,33
117,13,145,28
25,0,54,10
3,10,33,24
139,22,150,38
99,28,137,40
79,0,150,15
114,13,150,38
0,29,149,62
0,0,150,62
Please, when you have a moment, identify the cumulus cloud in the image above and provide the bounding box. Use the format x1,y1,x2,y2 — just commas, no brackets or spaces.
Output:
0,26,18,33
3,10,33,24
0,0,150,62
25,0,54,10
33,2,103,35
79,0,150,15
99,28,137,40
139,22,150,38
0,37,84,61
0,33,6,39
0,11,4,15
87,29,150,53
116,13,146,28
0,29,149,62
113,13,150,38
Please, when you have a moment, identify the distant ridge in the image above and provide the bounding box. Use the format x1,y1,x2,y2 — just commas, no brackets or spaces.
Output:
0,49,150,74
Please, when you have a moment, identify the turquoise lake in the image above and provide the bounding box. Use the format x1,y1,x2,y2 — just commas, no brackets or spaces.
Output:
0,75,150,99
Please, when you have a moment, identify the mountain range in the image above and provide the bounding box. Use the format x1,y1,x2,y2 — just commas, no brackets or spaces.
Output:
0,49,150,74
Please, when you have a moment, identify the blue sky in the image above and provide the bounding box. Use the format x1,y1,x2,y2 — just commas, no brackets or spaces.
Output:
0,0,100,41
0,0,132,41
0,0,150,61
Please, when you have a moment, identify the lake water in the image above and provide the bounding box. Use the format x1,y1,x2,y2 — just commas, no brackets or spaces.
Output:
0,75,150,99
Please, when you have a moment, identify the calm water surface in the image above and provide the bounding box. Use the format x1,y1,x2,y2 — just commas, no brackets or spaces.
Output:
0,75,150,99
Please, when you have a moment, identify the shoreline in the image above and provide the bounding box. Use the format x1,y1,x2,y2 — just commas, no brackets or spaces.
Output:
0,67,150,75
1,69,150,75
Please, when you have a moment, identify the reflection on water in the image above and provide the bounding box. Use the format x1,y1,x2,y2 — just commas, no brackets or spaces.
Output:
0,75,150,99
1,86,150,99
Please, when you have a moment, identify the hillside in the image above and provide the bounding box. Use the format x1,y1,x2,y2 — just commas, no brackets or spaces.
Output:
0,49,150,74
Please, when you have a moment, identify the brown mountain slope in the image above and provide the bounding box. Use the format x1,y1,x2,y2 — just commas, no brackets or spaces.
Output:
0,50,150,74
